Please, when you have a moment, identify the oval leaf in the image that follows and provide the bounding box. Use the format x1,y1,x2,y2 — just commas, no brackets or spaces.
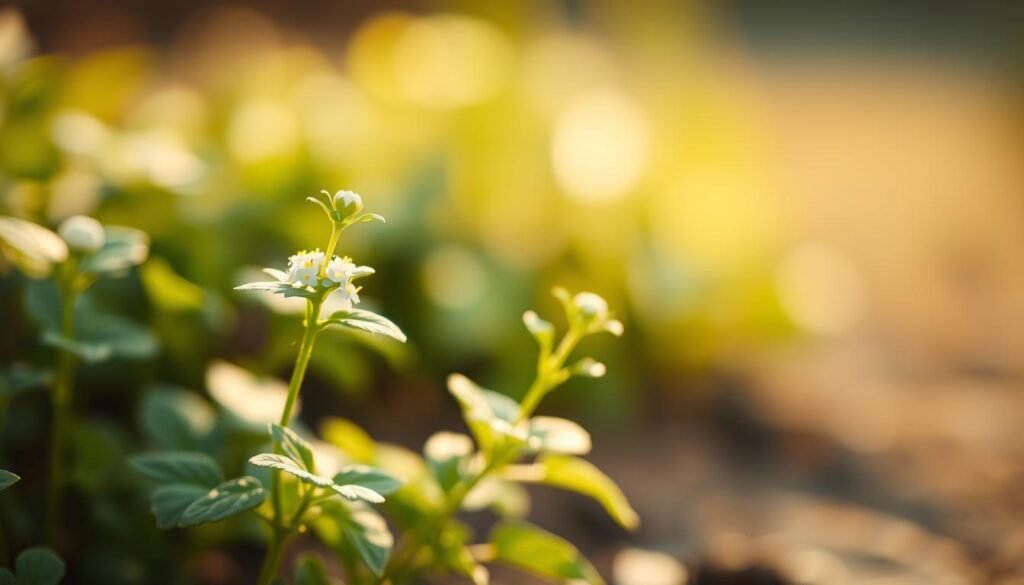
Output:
317,501,394,577
179,476,266,527
15,547,66,585
323,307,406,343
332,465,401,496
332,483,385,504
150,484,209,530
491,521,603,585
129,451,223,487
536,454,638,530
249,454,333,488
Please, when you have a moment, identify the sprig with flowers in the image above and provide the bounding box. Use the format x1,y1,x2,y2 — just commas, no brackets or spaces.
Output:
130,190,406,585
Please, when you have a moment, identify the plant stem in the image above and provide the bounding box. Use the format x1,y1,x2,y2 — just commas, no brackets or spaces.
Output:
318,223,342,279
517,327,581,422
257,530,289,585
45,282,78,547
279,301,320,426
258,298,322,584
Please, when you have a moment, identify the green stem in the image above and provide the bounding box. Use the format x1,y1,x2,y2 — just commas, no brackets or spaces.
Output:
517,327,581,422
279,301,320,427
318,223,342,279
259,298,322,584
45,282,78,547
257,530,289,585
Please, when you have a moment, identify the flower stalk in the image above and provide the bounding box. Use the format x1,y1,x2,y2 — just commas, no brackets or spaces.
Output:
252,189,399,584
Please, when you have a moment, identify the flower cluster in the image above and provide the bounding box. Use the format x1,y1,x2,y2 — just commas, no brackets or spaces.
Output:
286,250,367,305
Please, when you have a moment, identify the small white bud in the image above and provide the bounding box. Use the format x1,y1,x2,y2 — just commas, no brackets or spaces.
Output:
571,357,607,378
333,190,363,220
57,215,105,253
572,292,608,320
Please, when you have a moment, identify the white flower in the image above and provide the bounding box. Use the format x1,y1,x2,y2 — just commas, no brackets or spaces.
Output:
334,190,363,219
573,292,608,320
325,255,356,284
286,249,324,287
58,215,105,253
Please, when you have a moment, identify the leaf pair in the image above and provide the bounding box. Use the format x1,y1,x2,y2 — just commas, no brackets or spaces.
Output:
249,425,399,504
130,451,266,529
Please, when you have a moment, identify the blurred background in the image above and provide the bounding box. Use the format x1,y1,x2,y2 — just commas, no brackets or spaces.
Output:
1,1,1024,583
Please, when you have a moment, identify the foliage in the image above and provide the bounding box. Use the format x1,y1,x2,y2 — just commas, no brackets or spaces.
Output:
0,188,634,583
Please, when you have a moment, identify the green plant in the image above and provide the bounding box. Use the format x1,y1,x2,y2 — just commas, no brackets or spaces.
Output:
131,190,407,584
0,215,151,545
375,286,634,585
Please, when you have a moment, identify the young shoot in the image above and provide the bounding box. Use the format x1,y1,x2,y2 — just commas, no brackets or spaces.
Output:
131,190,406,585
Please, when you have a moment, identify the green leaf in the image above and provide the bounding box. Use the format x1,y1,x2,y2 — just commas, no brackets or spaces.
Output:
79,225,148,274
14,547,66,585
41,332,112,363
0,568,14,585
235,281,318,299
352,212,385,224
331,484,384,504
40,312,158,363
322,308,406,343
129,452,223,487
139,385,215,450
491,521,604,585
77,311,158,359
294,552,331,585
536,454,638,530
270,424,316,472
0,216,68,278
447,374,523,450
318,500,393,577
248,454,333,487
150,484,209,529
0,470,20,491
179,476,266,527
525,417,591,455
320,417,376,463
423,431,473,492
331,465,401,496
